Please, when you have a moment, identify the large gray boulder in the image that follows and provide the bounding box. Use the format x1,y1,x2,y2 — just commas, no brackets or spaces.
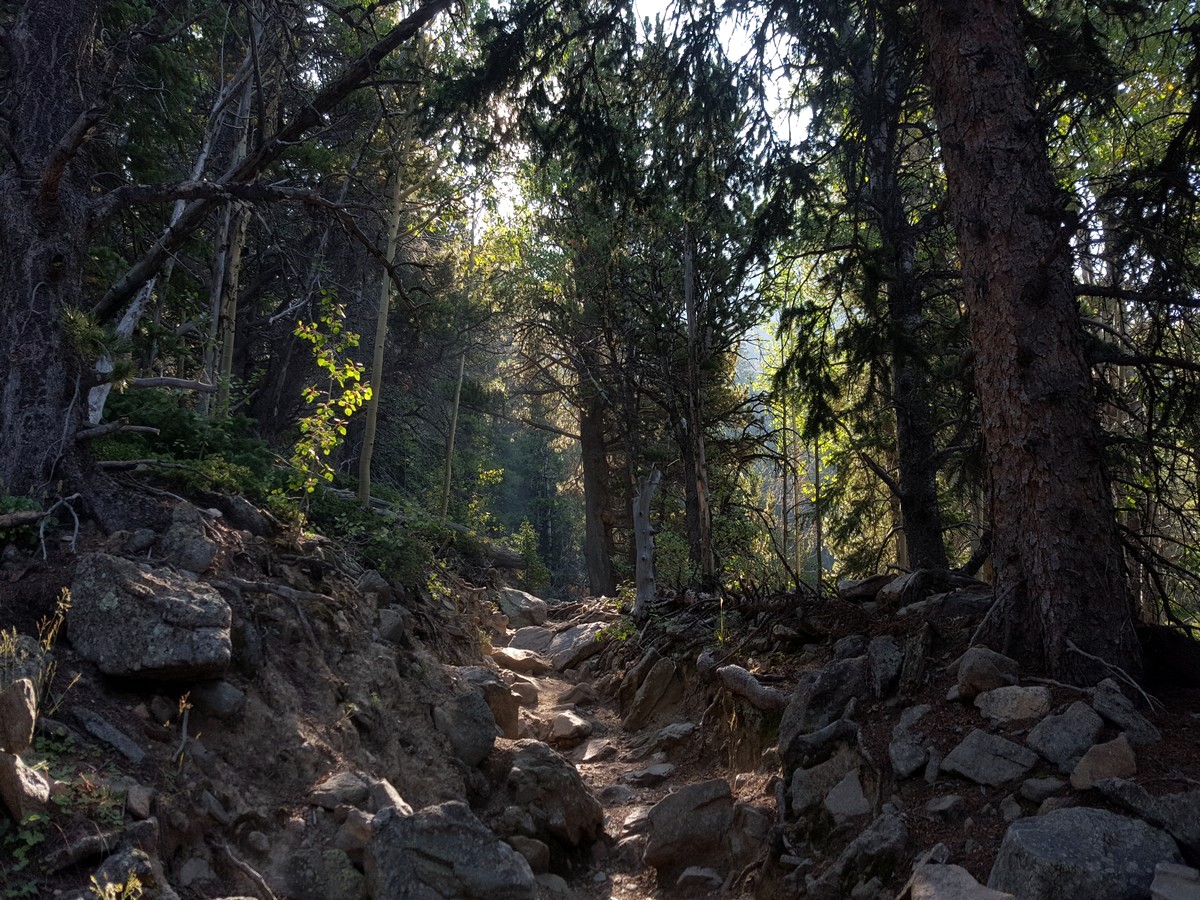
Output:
1026,701,1104,773
496,588,548,630
622,658,684,731
1096,778,1200,857
69,553,231,680
432,688,498,767
806,812,908,900
644,779,735,872
507,627,554,653
371,802,535,899
0,679,36,754
160,503,218,574
988,807,1181,899
493,740,604,849
779,656,868,754
545,622,609,671
457,667,520,740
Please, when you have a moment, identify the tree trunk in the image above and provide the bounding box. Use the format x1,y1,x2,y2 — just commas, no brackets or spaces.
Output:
631,468,662,620
917,0,1141,682
580,397,616,596
0,2,99,497
682,229,716,584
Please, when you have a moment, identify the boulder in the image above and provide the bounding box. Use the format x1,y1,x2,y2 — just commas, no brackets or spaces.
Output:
506,835,550,873
367,778,413,816
623,763,676,786
834,635,867,660
791,744,863,814
1095,778,1200,857
433,689,498,767
69,553,231,680
500,740,603,848
1026,701,1104,773
190,680,245,720
877,572,918,606
370,802,535,899
579,739,617,763
619,648,663,712
644,779,734,872
838,574,896,602
942,729,1039,786
988,807,1181,899
868,636,903,698
90,847,179,900
545,622,608,672
286,847,367,899
0,679,36,754
912,864,1015,900
975,685,1051,725
496,588,548,630
1020,777,1066,803
160,503,218,573
926,795,966,822
549,710,592,746
806,813,907,900
1070,734,1136,790
823,769,870,823
956,647,1020,700
458,667,521,740
1092,679,1161,746
923,584,995,622
779,656,868,753
507,627,554,654
309,772,370,810
622,658,683,731
491,647,550,676
1151,863,1200,900
0,750,51,820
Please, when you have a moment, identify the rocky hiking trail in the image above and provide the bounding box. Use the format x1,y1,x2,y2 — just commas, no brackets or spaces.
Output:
3,501,1200,899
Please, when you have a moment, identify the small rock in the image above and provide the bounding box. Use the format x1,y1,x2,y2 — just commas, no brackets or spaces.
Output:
1037,795,1077,816
506,835,551,873
334,807,374,856
834,635,867,659
839,574,896,602
868,635,903,698
492,647,551,675
0,679,36,755
599,784,636,806
889,708,930,780
367,778,412,816
1020,776,1066,803
1070,734,1136,790
433,688,499,767
677,866,724,891
497,587,549,629
125,782,155,819
942,729,1038,786
622,805,652,835
1092,679,1161,746
556,683,598,706
510,682,538,706
1151,862,1200,900
537,872,571,895
190,680,245,720
926,795,966,822
912,864,1015,900
74,708,146,764
956,647,1020,700
791,745,863,814
579,738,617,763
622,658,683,730
1000,795,1023,823
549,710,592,746
308,772,369,810
644,779,734,872
1026,701,1104,773
0,751,51,820
624,763,675,786
824,769,870,823
974,685,1051,725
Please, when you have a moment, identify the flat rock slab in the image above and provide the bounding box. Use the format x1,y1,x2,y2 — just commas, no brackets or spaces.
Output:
74,708,146,764
69,553,231,680
1151,862,1200,900
507,627,554,654
623,763,676,787
546,623,609,672
988,807,1181,900
492,647,551,676
942,729,1038,786
1092,679,1161,746
1070,734,1136,790
975,685,1051,725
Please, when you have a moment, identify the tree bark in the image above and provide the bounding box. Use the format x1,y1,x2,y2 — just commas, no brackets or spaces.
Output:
580,396,617,596
916,0,1141,682
631,467,662,620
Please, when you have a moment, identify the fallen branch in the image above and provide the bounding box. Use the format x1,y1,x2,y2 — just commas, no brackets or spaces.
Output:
0,510,47,528
75,420,161,441
716,664,789,711
130,376,218,393
1065,640,1163,710
96,459,208,476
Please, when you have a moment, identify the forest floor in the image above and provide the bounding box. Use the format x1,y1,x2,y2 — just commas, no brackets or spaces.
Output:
2,493,1199,899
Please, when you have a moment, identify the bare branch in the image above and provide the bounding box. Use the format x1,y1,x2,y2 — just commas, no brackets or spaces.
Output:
75,420,161,442
131,376,218,393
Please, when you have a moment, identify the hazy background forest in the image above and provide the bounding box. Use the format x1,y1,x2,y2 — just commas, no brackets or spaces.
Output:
4,0,1200,658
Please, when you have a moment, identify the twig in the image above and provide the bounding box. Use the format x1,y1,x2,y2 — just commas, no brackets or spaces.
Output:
1065,640,1163,710
209,836,278,899
39,494,81,559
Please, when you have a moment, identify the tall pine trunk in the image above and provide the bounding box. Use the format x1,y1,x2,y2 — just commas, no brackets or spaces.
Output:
580,397,617,596
917,0,1140,682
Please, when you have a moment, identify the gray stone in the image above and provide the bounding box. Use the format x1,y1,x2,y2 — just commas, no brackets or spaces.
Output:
868,636,903,698
507,627,554,653
309,772,370,809
1000,795,1024,823
378,606,414,644
644,779,734,871
287,848,366,900
502,740,604,847
91,847,180,900
956,647,1019,700
1151,863,1200,900
491,647,550,676
546,622,609,671
728,802,772,870
806,813,907,900
622,805,652,835
791,744,862,814
510,682,538,706
433,688,498,767
877,572,917,606
779,656,869,756
622,658,683,731
1020,776,1066,803
942,729,1038,786
496,588,548,630
975,685,1051,725
1026,701,1104,773
1095,778,1200,857
838,574,896,602
506,836,550,874
536,873,570,895
69,553,231,680
926,795,966,822
371,802,535,899
335,807,375,857
599,784,635,806
549,710,592,746
677,867,724,891
619,648,663,712
555,682,597,706
74,708,146,763
0,750,51,820
987,807,1181,900
0,678,36,754
191,680,245,720
579,739,617,763
1093,679,1161,746
457,667,521,740
367,778,413,816
823,769,870,823
1070,734,1136,790
924,585,995,622
912,864,1014,900
890,705,930,779
624,763,675,786
834,635,867,659
160,503,218,573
